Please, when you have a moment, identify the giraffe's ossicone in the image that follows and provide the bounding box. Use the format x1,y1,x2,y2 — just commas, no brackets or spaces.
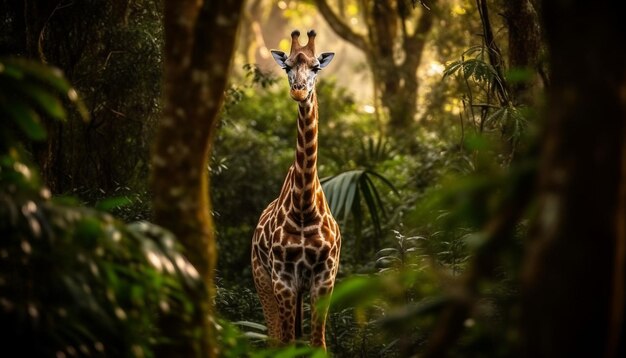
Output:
251,30,340,350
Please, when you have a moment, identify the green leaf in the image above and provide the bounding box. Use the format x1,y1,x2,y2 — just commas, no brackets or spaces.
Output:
484,106,507,127
376,297,449,328
360,177,381,236
376,247,398,258
242,331,268,340
367,169,399,195
334,171,353,216
463,59,477,79
0,58,89,121
365,174,387,217
403,236,426,247
0,99,46,140
463,45,484,57
322,169,396,242
273,346,318,358
18,81,67,120
75,217,104,248
506,67,533,84
322,170,362,217
323,276,379,310
343,175,358,222
233,320,267,332
95,196,133,212
3,59,71,94
0,63,24,80
376,256,400,269
443,60,462,78
310,349,328,358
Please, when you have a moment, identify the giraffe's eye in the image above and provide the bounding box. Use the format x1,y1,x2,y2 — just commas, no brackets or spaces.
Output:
312,65,321,73
283,65,292,72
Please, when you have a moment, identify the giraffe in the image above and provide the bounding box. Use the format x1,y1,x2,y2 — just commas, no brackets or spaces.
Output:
251,29,340,350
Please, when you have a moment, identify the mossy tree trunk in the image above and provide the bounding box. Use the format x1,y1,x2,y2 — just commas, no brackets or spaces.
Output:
151,0,245,356
522,1,626,357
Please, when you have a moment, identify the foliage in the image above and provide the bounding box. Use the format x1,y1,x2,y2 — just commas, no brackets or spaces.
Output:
375,231,426,273
443,45,530,160
312,124,536,356
78,186,152,222
444,46,504,88
0,187,201,356
0,58,88,146
0,58,203,357
321,168,398,249
216,283,264,324
320,239,444,356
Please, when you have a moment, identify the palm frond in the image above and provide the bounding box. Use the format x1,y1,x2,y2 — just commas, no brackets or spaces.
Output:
321,169,397,238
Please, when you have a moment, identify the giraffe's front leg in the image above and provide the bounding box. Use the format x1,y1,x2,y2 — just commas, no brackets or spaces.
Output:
272,279,298,344
310,283,333,349
252,262,281,342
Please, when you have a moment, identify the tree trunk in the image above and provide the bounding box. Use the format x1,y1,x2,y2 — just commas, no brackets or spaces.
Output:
504,0,543,105
522,1,626,357
151,0,244,356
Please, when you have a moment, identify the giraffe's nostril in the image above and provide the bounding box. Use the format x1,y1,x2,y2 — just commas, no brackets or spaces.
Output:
292,84,305,91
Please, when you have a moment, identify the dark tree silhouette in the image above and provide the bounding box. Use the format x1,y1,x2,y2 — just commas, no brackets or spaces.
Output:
522,1,626,357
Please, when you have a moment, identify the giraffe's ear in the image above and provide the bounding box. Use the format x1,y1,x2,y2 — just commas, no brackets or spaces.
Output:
270,50,288,68
318,52,335,68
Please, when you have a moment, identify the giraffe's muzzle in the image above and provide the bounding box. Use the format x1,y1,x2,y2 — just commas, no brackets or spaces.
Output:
290,84,309,101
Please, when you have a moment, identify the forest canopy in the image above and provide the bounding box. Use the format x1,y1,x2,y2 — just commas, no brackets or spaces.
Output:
0,0,624,357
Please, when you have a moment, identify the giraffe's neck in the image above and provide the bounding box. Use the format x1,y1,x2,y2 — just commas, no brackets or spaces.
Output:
291,90,320,220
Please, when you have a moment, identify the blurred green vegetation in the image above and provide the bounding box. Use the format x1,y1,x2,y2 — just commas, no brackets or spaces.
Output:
0,57,202,357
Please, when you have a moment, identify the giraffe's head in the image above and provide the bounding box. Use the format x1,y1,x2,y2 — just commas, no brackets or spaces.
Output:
271,30,335,102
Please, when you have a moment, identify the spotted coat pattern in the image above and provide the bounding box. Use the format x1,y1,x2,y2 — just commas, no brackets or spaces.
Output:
251,30,340,350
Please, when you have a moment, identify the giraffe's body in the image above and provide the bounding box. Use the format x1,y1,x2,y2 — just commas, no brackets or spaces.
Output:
251,30,340,349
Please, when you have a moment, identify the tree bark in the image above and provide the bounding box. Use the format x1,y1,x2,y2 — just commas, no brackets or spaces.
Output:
151,0,244,356
504,0,543,105
522,1,626,357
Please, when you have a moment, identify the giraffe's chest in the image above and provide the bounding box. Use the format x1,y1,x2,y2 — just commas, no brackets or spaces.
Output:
252,189,341,286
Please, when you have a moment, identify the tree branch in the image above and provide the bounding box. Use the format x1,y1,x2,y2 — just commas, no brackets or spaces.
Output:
409,1,435,42
403,1,435,70
314,0,368,51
